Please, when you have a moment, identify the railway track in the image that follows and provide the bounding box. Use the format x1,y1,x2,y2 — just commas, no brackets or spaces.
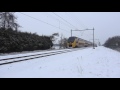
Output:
0,48,86,66
0,48,66,56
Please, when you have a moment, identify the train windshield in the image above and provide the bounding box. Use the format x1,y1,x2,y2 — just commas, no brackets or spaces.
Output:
68,37,76,43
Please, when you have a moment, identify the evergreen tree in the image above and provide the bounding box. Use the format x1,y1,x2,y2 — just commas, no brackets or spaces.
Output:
104,36,120,48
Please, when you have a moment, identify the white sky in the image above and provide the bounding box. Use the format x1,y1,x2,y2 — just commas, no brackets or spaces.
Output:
15,12,120,45
0,46,120,78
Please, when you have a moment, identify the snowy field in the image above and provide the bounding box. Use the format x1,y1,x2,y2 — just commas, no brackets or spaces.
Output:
0,46,120,78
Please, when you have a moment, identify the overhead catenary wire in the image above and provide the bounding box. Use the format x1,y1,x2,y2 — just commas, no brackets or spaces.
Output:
64,12,85,29
52,12,79,29
73,13,92,29
64,13,93,38
64,12,86,37
72,14,88,29
19,12,70,33
64,12,90,37
45,12,76,30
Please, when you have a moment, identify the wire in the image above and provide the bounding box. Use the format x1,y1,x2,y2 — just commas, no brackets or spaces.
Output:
19,12,70,33
64,12,85,29
52,12,78,29
73,15,88,29
46,12,76,29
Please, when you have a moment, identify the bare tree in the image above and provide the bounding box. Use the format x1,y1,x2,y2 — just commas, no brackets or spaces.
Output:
50,33,59,42
0,12,20,30
59,36,68,49
50,33,59,49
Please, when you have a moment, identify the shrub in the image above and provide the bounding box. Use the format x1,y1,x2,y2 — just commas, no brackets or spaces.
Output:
0,28,53,53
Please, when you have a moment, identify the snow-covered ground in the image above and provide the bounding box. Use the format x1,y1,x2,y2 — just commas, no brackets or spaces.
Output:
52,46,60,49
0,46,120,78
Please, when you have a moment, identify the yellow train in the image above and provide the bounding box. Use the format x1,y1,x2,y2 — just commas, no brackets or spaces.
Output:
67,36,92,48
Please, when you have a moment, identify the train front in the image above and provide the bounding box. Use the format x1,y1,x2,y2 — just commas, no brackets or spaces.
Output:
67,37,76,48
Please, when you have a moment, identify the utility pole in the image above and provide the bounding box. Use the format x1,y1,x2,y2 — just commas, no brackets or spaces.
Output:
60,34,63,49
93,28,95,49
58,19,60,29
71,27,95,49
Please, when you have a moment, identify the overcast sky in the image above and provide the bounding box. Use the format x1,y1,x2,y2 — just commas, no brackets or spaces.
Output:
15,12,120,45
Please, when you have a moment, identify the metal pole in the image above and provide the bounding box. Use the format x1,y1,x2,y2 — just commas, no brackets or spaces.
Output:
71,29,72,37
61,34,62,49
57,19,60,29
93,27,95,49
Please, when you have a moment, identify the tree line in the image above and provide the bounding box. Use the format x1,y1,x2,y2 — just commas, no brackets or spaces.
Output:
0,12,53,53
0,28,53,53
104,36,120,49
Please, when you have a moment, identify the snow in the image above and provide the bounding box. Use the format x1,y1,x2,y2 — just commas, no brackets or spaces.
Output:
0,48,70,60
0,46,120,78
